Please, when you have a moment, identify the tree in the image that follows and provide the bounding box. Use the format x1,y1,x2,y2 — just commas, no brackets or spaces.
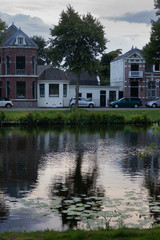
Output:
49,5,107,108
31,35,51,65
142,0,160,63
0,19,7,45
100,49,122,85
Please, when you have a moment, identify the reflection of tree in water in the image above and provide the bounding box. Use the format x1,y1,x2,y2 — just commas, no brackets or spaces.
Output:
0,193,9,220
50,136,105,229
143,167,160,225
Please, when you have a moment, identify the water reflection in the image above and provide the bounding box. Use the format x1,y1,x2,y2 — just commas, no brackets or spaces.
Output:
0,125,160,231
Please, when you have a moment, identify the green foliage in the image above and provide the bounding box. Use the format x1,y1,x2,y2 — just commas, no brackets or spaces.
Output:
100,49,122,84
142,1,160,64
0,19,7,45
0,111,5,122
2,229,160,240
142,19,160,64
49,5,107,108
0,110,159,127
49,5,107,74
31,35,51,65
129,114,152,125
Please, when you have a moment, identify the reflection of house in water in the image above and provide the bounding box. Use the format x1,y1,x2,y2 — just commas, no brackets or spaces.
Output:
0,131,41,197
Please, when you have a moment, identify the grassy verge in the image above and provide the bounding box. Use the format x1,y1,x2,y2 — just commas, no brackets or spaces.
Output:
0,109,159,126
1,229,160,240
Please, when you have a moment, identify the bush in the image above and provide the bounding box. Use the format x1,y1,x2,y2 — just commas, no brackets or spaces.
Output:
130,114,151,125
0,111,6,122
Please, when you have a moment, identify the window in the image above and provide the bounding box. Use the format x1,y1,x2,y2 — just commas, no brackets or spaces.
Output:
148,81,156,98
16,56,25,75
154,64,160,72
17,82,26,99
131,63,139,71
32,57,36,75
6,56,10,75
0,82,2,98
18,37,23,45
0,57,1,74
87,93,92,100
49,84,59,97
32,82,36,99
6,81,10,98
63,84,67,97
40,84,45,97
109,91,116,102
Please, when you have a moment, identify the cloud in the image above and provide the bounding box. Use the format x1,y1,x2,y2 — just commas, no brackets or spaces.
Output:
101,10,156,25
0,12,51,39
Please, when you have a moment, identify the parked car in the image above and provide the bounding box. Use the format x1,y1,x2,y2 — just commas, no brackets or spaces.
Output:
69,97,95,108
109,97,142,108
146,98,160,108
0,98,13,108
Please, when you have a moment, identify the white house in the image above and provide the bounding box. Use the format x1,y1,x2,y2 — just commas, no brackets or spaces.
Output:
37,67,119,107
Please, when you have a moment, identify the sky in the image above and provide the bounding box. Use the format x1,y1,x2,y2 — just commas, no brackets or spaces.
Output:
0,0,157,54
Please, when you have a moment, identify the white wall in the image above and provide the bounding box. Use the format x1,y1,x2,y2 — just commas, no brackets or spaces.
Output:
69,85,119,107
110,59,124,91
38,81,119,108
38,80,70,107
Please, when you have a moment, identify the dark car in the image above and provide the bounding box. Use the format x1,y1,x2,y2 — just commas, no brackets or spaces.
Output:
110,97,142,108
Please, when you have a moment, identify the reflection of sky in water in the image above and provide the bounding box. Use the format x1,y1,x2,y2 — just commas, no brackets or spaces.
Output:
0,126,159,231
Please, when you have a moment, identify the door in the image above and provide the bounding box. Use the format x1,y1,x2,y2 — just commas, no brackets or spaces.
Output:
100,91,106,107
131,81,138,97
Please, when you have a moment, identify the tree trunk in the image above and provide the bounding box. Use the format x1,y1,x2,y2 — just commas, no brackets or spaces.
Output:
75,75,80,109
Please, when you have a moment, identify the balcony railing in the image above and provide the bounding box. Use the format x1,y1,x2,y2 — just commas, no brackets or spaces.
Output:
129,71,143,78
16,69,26,75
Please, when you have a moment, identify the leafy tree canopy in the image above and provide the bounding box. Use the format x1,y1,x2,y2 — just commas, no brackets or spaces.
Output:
31,35,51,65
100,49,122,85
0,19,7,45
142,0,160,63
49,5,107,107
49,5,107,76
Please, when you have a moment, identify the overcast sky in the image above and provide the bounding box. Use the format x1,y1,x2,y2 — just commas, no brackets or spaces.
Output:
0,0,156,54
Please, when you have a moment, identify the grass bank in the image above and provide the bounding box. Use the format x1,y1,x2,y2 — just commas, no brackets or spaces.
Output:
1,229,160,240
0,109,159,126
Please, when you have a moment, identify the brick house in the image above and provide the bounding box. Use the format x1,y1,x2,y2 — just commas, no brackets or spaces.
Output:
0,23,38,107
110,47,160,104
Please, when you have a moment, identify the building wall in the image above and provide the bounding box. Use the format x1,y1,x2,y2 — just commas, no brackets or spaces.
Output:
0,47,38,107
37,80,70,107
110,59,124,91
69,85,119,107
37,81,119,108
110,50,160,104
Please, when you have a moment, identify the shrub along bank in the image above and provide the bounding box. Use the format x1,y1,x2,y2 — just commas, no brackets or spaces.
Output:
0,109,156,126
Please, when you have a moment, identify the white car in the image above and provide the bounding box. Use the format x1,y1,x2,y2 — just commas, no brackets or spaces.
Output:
69,97,95,108
0,98,13,108
146,98,160,108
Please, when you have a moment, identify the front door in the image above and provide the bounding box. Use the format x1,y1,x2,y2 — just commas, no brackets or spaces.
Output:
131,81,138,97
100,91,106,107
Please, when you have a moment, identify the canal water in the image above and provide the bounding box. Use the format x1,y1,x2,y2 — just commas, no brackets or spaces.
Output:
0,125,160,232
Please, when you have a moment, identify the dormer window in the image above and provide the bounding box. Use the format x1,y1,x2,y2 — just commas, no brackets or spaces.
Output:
153,63,160,72
18,37,23,45
15,35,26,45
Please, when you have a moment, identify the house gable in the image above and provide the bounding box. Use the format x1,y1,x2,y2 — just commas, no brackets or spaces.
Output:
1,23,37,48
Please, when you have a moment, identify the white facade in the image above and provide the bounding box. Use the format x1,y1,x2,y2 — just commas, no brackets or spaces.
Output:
69,85,119,107
37,80,70,107
110,58,124,91
38,81,119,108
